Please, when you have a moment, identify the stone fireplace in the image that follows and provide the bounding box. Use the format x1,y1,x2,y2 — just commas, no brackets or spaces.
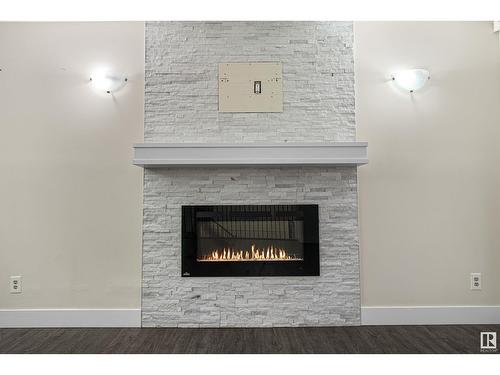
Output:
138,21,365,327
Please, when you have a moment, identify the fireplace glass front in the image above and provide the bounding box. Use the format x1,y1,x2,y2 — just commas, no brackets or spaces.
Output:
182,205,319,277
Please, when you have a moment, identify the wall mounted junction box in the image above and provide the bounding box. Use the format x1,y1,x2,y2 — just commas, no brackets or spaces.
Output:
218,62,283,113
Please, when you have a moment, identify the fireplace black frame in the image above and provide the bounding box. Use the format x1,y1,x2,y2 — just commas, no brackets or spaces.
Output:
181,204,319,277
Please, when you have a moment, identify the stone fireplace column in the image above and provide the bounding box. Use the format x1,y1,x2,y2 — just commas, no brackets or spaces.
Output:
140,21,362,327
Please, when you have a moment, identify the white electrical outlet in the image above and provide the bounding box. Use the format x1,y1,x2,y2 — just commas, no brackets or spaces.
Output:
470,273,482,290
10,276,22,294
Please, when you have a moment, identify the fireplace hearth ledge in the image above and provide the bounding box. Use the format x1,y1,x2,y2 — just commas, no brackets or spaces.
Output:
133,142,368,167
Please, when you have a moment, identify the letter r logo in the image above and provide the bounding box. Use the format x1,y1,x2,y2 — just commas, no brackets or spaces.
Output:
481,332,497,350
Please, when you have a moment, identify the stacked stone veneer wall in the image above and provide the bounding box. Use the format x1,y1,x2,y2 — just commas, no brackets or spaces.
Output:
142,21,360,327
145,21,354,143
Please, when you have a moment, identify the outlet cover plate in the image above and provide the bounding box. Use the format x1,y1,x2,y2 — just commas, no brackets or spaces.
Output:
470,273,482,290
10,276,22,294
218,62,283,113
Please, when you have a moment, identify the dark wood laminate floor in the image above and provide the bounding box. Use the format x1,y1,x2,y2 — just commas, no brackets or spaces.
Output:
0,325,498,354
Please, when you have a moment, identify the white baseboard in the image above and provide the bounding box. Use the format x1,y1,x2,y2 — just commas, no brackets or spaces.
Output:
0,309,141,328
2,307,498,328
361,306,500,325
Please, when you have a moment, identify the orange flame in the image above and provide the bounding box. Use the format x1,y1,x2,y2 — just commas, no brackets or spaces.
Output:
197,244,302,262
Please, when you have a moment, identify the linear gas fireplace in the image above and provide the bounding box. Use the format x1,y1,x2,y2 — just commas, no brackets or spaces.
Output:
181,204,319,277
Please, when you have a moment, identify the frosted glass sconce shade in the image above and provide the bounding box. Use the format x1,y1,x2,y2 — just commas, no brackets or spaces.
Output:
90,70,127,94
391,69,430,93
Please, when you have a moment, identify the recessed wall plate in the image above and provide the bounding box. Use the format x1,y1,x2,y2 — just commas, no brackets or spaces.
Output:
218,62,283,113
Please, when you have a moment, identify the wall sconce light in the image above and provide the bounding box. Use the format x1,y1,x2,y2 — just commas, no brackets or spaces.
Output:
391,69,430,93
90,70,127,94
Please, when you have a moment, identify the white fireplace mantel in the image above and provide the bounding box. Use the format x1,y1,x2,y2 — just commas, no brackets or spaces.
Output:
132,142,368,167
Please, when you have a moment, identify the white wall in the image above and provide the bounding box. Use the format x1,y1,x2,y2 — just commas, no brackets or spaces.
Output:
356,21,500,307
0,22,144,309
